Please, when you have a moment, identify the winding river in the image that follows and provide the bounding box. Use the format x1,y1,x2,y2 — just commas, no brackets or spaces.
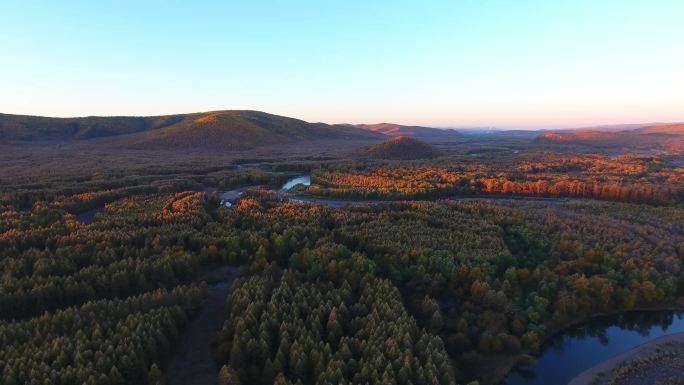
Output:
505,310,684,385
68,172,684,383
218,174,311,207
266,175,684,385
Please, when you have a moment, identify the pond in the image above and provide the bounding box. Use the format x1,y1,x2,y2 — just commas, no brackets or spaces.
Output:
281,175,311,190
505,310,684,385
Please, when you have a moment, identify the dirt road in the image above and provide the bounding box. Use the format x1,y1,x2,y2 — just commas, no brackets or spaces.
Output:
165,266,241,385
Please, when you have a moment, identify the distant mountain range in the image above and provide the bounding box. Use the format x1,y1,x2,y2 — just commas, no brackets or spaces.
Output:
355,123,462,141
2,110,683,151
121,111,383,149
0,110,472,149
0,111,383,148
536,123,684,152
631,123,684,135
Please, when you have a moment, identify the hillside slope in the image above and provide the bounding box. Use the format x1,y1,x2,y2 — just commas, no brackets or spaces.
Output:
125,111,383,149
629,123,684,135
356,136,442,160
0,110,384,148
536,125,684,153
0,113,187,140
356,123,461,141
536,130,633,144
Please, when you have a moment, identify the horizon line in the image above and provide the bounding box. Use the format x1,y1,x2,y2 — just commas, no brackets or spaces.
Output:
0,109,681,132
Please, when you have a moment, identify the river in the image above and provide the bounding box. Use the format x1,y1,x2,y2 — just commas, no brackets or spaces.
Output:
272,175,684,385
69,172,684,384
280,174,311,190
505,310,684,385
217,174,311,207
75,206,105,224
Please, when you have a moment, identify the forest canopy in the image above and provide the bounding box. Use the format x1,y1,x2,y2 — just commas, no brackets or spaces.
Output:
1,144,683,385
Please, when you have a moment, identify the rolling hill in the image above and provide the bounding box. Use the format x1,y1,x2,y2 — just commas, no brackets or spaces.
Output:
0,113,187,140
0,110,384,149
535,123,684,153
356,123,462,141
123,111,383,149
356,136,442,160
630,123,684,135
536,130,633,144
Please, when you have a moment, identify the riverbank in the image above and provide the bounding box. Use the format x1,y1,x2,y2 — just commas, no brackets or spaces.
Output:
568,332,684,385
204,170,635,210
476,354,529,385
500,302,684,385
196,173,684,385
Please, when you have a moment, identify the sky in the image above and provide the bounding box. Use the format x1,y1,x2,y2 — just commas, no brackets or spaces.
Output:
2,1,684,129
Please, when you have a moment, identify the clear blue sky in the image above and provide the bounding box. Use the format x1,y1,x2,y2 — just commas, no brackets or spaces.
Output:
2,1,683,128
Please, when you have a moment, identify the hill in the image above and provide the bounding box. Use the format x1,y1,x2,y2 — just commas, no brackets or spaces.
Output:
536,122,684,144
124,111,383,149
356,123,462,142
629,123,684,135
0,110,383,148
536,130,633,144
0,113,187,140
357,136,442,160
535,126,684,153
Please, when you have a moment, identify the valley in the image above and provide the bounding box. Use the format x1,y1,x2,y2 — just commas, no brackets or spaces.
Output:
1,111,684,385
4,1,684,384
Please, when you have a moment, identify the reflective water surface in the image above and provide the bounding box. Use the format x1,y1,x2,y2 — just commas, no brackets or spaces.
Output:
281,175,311,190
505,310,684,385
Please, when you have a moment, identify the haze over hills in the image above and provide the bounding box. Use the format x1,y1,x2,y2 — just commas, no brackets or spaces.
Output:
356,136,442,160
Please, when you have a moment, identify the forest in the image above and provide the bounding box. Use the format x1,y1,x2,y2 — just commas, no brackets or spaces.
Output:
1,143,683,385
5,0,684,382
308,153,684,204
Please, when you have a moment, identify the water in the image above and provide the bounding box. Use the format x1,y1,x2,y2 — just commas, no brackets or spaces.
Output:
220,189,243,204
75,206,104,224
215,175,311,207
281,175,311,190
505,310,684,385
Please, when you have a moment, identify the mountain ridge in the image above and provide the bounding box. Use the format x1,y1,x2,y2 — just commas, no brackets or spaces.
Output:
0,110,384,148
355,123,462,141
535,123,684,152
